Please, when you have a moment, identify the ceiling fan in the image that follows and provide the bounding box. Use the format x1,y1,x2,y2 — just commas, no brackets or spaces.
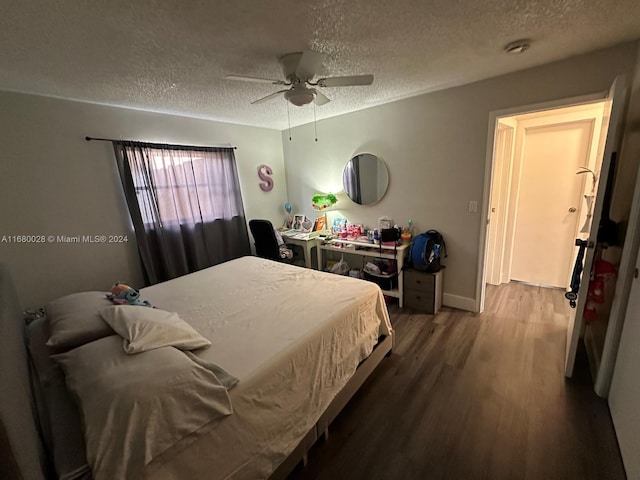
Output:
225,50,374,107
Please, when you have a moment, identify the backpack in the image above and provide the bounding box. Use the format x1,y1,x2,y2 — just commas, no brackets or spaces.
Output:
410,230,447,272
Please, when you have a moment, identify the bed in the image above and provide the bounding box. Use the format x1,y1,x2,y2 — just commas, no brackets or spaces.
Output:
0,256,393,480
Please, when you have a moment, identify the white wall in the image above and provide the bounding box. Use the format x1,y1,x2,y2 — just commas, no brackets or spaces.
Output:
609,242,640,480
0,92,286,309
611,45,640,223
282,42,639,310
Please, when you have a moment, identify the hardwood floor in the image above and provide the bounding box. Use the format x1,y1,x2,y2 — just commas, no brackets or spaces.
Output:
288,282,626,480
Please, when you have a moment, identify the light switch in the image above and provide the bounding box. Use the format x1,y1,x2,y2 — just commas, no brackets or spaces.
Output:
469,201,478,213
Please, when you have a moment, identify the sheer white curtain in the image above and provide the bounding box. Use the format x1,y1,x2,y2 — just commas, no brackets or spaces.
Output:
113,142,250,284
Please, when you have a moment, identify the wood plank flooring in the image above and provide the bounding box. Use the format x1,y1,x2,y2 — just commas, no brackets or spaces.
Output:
288,282,626,480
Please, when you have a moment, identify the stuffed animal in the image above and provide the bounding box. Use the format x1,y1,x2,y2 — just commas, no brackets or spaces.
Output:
106,282,152,307
109,283,131,296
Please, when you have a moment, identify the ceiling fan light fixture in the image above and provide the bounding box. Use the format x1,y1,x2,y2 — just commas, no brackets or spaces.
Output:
504,39,531,55
226,50,372,107
284,88,316,106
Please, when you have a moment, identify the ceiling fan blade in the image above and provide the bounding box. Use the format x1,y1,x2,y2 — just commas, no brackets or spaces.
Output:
295,50,327,80
250,89,289,105
314,91,331,106
317,74,374,87
225,75,286,85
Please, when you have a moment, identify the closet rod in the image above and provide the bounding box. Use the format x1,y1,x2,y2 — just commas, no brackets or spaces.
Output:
85,136,237,150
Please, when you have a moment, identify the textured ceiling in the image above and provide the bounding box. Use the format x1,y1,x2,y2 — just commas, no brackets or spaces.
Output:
1,0,639,130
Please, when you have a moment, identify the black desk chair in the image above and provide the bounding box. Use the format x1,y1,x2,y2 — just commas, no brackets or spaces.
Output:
249,219,293,262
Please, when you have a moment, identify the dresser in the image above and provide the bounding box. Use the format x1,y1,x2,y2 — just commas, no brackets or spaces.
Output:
404,268,443,314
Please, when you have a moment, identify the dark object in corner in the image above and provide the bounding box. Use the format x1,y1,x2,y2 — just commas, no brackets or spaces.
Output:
566,239,588,308
597,152,619,246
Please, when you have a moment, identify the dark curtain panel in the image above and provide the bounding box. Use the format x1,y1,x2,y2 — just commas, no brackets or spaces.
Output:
113,141,250,285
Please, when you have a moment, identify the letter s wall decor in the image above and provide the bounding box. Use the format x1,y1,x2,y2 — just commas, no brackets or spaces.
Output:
258,164,274,192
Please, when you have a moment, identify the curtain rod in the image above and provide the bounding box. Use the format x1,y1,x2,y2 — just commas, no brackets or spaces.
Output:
85,136,237,150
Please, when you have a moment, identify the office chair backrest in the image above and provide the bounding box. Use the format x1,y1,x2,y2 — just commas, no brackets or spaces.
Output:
249,219,280,260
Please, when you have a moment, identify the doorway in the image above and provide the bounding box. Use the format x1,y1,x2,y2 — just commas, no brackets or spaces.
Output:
477,77,630,387
485,102,608,293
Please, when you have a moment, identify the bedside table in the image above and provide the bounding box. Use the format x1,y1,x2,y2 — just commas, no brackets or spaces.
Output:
404,269,443,314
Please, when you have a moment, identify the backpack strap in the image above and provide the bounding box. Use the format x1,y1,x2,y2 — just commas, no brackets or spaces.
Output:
426,229,447,258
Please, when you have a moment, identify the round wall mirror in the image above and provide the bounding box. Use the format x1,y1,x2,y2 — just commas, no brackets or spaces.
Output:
342,153,389,205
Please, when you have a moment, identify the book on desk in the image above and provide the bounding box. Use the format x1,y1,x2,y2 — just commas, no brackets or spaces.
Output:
281,230,329,240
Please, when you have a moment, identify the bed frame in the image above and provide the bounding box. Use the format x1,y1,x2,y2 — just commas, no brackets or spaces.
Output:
0,263,48,480
0,262,393,480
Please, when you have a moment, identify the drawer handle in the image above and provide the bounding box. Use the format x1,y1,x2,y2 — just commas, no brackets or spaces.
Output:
416,280,421,284
416,296,421,300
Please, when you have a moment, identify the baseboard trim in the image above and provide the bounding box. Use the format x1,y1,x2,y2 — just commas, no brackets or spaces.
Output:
443,293,476,312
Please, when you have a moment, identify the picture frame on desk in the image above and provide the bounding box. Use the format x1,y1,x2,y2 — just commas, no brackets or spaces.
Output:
292,214,305,230
300,220,314,233
314,214,327,232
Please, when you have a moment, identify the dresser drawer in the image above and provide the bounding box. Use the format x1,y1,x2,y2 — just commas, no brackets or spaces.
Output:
403,269,443,314
405,269,436,291
404,289,436,312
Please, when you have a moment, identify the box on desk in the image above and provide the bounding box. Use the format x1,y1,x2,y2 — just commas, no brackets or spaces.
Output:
363,271,398,291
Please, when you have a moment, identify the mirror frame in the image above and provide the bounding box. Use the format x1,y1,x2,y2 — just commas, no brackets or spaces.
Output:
342,153,389,206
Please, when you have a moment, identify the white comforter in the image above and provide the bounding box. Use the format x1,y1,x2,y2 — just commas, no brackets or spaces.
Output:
140,256,392,479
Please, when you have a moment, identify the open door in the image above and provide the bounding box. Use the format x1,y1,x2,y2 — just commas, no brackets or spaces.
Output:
565,76,629,377
486,121,516,286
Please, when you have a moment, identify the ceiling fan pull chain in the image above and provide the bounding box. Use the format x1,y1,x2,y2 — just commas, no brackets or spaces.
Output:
313,101,318,142
286,99,292,141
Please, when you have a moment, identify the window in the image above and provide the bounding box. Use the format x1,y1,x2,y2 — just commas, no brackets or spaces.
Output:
113,140,250,283
123,144,243,227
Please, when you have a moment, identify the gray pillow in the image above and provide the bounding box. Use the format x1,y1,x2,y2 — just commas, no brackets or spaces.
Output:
45,291,114,349
99,305,211,354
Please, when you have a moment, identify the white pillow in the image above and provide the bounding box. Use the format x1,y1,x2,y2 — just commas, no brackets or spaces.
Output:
99,305,211,354
52,336,232,478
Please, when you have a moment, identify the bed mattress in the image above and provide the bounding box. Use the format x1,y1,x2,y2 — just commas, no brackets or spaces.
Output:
137,256,392,479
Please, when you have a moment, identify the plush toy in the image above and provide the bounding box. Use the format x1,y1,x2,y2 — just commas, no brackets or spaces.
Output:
312,193,337,211
107,282,152,307
109,283,131,296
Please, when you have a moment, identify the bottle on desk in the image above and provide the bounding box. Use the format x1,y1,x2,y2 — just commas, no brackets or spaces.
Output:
401,220,413,244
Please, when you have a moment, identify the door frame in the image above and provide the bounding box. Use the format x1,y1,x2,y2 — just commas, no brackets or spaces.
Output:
503,112,604,288
486,120,516,285
477,92,609,313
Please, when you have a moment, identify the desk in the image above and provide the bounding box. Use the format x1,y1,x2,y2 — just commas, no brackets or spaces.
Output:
318,239,410,307
282,235,322,269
